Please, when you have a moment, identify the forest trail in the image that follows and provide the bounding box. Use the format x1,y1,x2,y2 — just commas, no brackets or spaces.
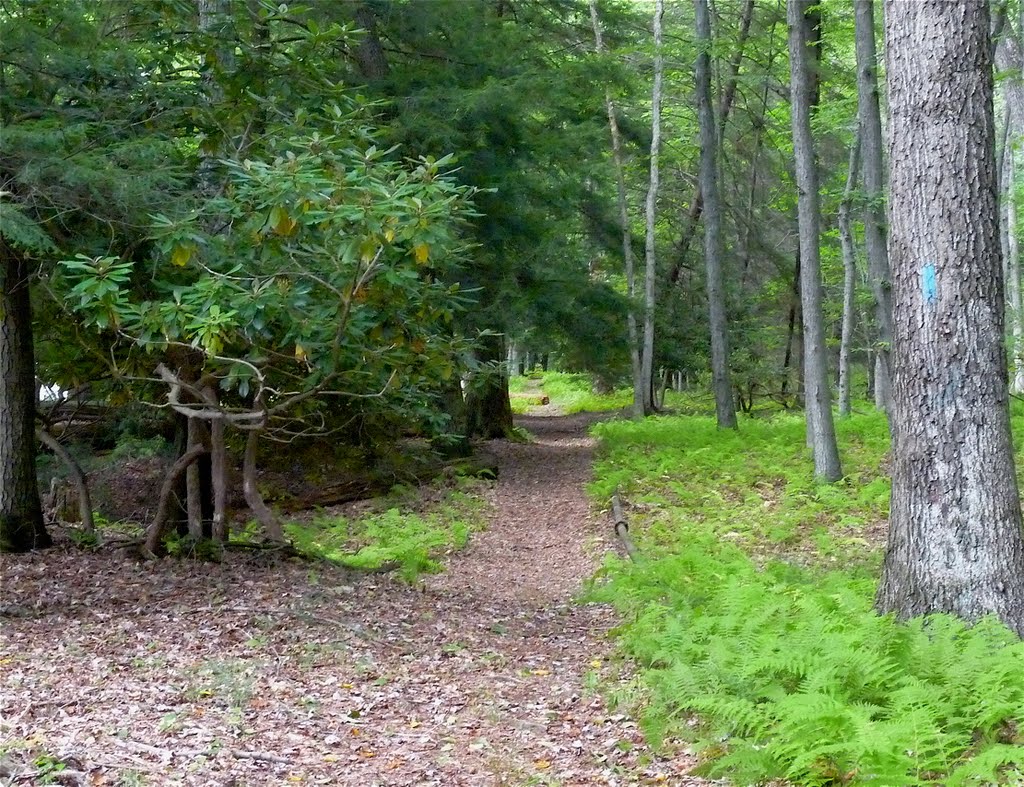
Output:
0,413,710,786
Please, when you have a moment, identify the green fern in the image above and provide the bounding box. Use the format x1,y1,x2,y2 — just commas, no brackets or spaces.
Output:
588,411,1024,786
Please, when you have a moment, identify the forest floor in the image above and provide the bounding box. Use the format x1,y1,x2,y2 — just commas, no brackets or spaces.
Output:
0,412,714,786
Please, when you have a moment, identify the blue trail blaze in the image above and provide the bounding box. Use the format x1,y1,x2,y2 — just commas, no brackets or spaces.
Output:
922,263,937,305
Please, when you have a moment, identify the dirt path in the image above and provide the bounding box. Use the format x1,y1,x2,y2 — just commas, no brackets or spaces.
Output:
0,414,707,786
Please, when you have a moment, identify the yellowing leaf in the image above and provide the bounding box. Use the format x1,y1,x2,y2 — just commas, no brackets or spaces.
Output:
383,228,396,243
323,754,340,763
359,237,379,263
170,244,193,267
413,243,430,264
295,344,308,363
531,668,550,676
273,207,296,236
535,759,551,770
590,659,603,668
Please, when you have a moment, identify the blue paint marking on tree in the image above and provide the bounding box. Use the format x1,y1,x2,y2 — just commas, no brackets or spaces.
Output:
922,263,938,305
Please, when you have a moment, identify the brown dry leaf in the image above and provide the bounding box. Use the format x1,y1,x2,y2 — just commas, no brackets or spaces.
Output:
0,413,714,786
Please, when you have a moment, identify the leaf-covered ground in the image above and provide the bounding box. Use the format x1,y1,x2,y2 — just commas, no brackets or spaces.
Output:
1,413,713,786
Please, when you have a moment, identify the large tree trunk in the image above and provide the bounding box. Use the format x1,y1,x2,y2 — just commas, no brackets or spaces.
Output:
433,375,471,458
0,243,49,552
878,0,1024,635
589,0,642,412
838,132,861,417
854,0,894,418
465,333,513,439
638,0,665,417
788,0,842,481
695,0,737,429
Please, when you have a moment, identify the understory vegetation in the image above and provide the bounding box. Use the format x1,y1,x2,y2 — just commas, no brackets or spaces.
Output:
282,481,489,582
510,371,702,415
577,399,1024,786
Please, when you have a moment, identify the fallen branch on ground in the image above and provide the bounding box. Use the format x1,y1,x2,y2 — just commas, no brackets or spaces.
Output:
611,491,639,561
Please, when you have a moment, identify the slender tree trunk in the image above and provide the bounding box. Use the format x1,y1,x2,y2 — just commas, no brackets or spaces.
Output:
695,0,737,428
202,384,229,543
242,427,285,543
589,0,642,410
1006,146,1024,393
36,427,94,534
878,0,1024,635
838,132,862,417
668,0,756,285
780,250,800,403
873,354,890,411
789,0,842,481
186,416,206,538
145,444,208,555
0,243,49,552
996,31,1024,393
854,0,894,418
639,0,665,417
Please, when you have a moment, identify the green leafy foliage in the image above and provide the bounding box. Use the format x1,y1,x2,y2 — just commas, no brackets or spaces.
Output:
589,412,1024,786
285,482,487,583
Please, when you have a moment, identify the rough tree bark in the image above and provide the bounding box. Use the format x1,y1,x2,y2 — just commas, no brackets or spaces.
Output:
854,0,894,417
788,0,842,481
0,242,50,552
695,0,737,429
638,0,665,417
878,0,1024,635
838,132,861,417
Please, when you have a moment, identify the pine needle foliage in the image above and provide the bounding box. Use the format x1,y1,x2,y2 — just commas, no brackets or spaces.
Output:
588,412,1024,786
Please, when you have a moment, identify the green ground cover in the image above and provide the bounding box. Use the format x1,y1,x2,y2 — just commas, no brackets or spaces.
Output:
585,407,1024,786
